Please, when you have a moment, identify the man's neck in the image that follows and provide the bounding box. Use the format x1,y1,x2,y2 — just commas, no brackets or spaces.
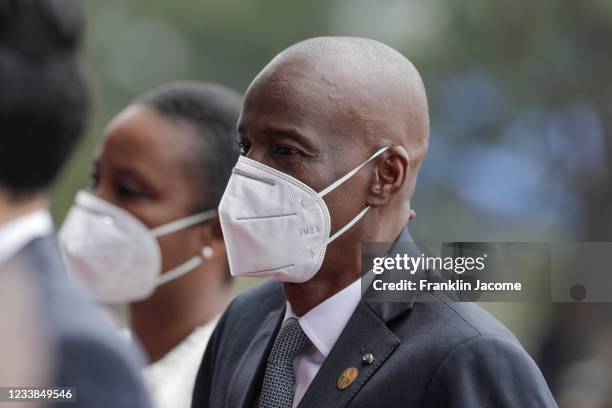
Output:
0,194,49,226
283,273,359,317
283,244,362,317
282,216,408,317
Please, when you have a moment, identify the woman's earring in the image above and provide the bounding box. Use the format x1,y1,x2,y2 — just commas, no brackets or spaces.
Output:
202,246,214,259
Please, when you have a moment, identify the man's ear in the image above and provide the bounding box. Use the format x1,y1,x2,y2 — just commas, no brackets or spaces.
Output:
366,145,409,207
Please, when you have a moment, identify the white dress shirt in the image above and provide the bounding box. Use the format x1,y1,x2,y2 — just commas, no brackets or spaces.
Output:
0,209,53,266
142,316,220,408
284,278,362,407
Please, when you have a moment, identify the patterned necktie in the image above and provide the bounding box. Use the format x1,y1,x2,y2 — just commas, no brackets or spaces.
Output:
259,317,311,408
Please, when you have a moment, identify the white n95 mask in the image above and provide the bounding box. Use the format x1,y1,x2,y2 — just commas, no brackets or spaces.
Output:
58,191,216,304
218,146,389,283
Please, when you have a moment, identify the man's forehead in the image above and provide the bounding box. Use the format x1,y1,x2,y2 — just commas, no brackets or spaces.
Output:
239,44,420,152
246,56,334,101
241,59,338,125
242,54,367,126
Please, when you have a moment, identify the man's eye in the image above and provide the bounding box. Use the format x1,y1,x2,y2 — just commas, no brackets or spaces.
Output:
237,140,251,155
272,144,299,156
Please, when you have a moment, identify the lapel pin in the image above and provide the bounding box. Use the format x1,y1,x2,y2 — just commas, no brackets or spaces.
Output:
362,352,375,365
337,367,359,390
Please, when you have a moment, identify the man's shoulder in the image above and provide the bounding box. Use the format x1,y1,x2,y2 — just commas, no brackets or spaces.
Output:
423,291,519,340
388,290,524,360
405,292,556,406
368,291,555,405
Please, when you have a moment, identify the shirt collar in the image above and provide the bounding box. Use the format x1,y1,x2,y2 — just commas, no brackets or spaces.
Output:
284,278,361,357
0,209,53,266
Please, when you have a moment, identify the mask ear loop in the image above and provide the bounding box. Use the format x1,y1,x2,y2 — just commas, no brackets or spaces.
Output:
155,245,215,287
156,256,204,286
151,209,217,237
318,146,389,198
328,207,370,244
318,146,389,244
152,209,217,286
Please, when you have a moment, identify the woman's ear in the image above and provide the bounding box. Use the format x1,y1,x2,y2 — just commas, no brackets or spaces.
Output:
367,145,410,207
209,216,224,242
198,216,226,257
195,215,219,246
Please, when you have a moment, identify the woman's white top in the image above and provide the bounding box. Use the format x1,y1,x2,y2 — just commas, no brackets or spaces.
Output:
142,316,219,408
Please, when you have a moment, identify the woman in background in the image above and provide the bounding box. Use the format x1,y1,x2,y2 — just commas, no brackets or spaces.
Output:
60,81,241,408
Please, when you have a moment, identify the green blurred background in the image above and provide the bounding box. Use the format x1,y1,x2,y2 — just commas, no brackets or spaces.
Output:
52,1,612,405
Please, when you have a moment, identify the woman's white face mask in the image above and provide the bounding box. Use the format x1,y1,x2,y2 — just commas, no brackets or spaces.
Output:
58,191,216,304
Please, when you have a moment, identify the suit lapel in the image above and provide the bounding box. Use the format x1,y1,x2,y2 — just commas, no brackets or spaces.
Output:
226,307,284,408
298,227,424,408
297,301,402,408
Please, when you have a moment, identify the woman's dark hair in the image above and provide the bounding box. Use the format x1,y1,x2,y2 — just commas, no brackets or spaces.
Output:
135,81,242,212
0,0,89,198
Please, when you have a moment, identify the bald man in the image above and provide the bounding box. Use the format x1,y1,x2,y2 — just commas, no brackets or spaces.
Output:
192,37,556,408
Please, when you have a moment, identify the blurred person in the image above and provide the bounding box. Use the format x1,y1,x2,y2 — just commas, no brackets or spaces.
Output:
0,261,50,408
192,37,557,408
0,1,151,407
59,82,241,408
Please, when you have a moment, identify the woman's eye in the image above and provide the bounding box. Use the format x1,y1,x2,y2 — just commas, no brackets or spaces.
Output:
272,144,299,156
116,184,144,198
88,172,100,190
237,140,251,155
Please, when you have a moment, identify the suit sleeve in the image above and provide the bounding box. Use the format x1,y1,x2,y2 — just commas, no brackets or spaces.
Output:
54,334,151,408
191,301,232,408
422,335,557,408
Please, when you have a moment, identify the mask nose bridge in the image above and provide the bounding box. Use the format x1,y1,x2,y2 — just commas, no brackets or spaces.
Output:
232,167,277,186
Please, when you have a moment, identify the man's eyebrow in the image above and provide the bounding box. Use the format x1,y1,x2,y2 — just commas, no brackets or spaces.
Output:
261,126,321,153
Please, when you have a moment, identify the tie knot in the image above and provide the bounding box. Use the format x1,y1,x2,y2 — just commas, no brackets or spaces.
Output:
268,317,311,365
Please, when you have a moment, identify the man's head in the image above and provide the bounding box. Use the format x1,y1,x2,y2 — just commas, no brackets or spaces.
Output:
237,37,429,286
0,0,88,204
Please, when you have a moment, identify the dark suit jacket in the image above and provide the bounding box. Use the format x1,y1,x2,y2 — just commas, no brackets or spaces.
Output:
7,236,152,408
192,228,557,407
